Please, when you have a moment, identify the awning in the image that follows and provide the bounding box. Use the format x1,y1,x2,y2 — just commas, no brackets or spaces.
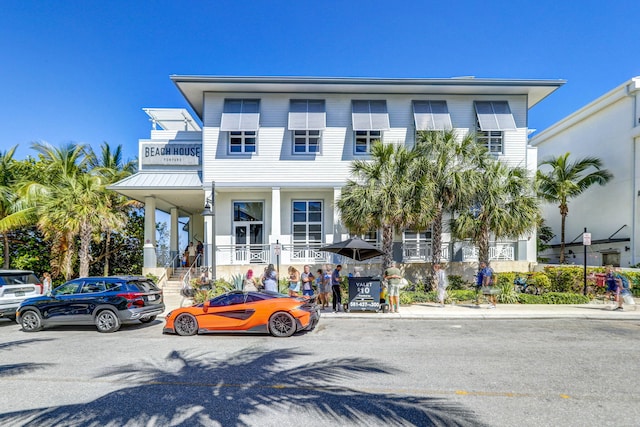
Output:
220,99,260,131
352,100,390,131
474,101,517,131
413,100,452,130
288,99,326,130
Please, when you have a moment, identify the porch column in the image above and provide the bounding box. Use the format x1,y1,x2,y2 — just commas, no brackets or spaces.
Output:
143,196,157,268
170,207,179,266
271,187,281,243
333,186,344,244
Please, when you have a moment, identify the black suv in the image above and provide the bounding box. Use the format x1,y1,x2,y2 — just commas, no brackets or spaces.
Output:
16,276,164,333
0,270,43,321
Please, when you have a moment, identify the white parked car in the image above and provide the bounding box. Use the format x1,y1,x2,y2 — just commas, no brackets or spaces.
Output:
0,270,43,321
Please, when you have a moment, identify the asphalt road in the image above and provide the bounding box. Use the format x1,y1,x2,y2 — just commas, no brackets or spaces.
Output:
0,317,638,426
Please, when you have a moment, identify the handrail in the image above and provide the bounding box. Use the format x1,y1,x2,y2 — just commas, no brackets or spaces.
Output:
182,253,202,289
166,252,181,268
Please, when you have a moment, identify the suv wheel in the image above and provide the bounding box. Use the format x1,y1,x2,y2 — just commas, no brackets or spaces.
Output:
20,310,43,332
95,309,120,333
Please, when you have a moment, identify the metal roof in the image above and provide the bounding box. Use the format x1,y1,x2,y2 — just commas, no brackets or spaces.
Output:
108,171,204,214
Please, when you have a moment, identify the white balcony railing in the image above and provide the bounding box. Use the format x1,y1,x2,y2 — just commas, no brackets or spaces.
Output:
462,244,515,261
402,242,450,262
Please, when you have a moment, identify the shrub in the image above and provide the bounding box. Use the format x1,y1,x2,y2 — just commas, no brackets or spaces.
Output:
193,289,216,304
400,291,432,304
497,282,518,304
447,275,468,290
530,272,552,292
448,289,476,303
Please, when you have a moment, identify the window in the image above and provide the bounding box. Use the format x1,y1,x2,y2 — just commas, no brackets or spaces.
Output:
413,100,452,130
403,230,432,261
220,99,260,131
292,201,323,245
474,101,515,156
289,100,325,154
229,131,257,153
294,130,321,153
476,129,503,154
352,100,389,154
355,130,381,154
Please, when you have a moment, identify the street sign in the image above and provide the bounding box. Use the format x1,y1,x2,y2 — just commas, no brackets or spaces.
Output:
583,233,591,246
274,244,281,255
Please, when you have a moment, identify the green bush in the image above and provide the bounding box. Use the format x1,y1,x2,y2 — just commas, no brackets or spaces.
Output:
400,291,432,304
530,272,552,292
517,292,590,304
447,275,468,290
497,282,518,304
448,289,477,302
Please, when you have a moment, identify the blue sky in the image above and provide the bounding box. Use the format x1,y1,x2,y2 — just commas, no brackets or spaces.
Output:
2,0,638,162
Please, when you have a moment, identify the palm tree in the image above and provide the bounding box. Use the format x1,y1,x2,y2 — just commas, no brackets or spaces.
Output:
87,142,138,275
0,146,24,268
337,142,434,269
28,142,91,279
451,159,539,264
537,152,613,263
414,130,487,269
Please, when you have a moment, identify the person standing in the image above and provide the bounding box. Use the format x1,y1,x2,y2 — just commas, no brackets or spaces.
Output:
187,242,196,267
434,263,448,307
604,266,622,310
42,272,52,295
288,266,301,297
331,264,343,312
261,264,278,293
481,261,497,309
301,265,315,298
196,241,204,267
384,261,402,313
244,269,258,292
315,269,325,307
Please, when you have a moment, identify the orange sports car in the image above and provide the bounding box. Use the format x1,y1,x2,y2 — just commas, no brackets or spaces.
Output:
163,290,320,337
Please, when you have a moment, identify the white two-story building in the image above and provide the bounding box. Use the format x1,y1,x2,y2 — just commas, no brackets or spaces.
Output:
110,75,564,279
531,76,640,267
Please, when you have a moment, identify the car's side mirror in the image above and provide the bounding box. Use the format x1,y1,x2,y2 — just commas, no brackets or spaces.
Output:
203,300,211,313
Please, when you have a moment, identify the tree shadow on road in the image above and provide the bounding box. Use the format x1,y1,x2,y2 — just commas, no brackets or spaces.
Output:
0,347,487,426
0,338,55,377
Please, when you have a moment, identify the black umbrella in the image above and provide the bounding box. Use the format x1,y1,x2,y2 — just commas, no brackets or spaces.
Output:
319,237,385,261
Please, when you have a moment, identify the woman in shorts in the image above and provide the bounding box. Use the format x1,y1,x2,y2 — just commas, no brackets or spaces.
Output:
287,266,301,297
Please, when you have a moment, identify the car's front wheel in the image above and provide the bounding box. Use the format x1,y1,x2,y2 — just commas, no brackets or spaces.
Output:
269,311,296,337
20,310,42,332
139,315,157,323
95,310,120,333
174,313,198,336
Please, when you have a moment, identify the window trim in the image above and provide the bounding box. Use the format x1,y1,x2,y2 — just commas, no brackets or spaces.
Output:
228,130,257,154
354,130,382,155
292,200,324,245
293,129,322,154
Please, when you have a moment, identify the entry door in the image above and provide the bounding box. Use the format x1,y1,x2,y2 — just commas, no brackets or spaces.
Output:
234,223,263,263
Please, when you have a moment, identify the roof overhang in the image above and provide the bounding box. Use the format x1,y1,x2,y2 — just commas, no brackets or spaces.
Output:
171,75,566,120
108,171,204,214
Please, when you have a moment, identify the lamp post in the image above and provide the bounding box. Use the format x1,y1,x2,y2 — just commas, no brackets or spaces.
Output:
201,181,216,280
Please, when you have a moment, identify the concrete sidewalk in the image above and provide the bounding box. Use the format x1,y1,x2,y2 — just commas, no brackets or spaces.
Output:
160,291,640,320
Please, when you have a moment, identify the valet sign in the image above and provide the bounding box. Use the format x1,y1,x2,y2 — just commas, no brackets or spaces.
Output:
348,277,381,312
141,143,201,166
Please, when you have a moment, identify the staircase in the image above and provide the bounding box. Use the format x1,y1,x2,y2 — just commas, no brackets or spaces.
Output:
162,267,190,295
